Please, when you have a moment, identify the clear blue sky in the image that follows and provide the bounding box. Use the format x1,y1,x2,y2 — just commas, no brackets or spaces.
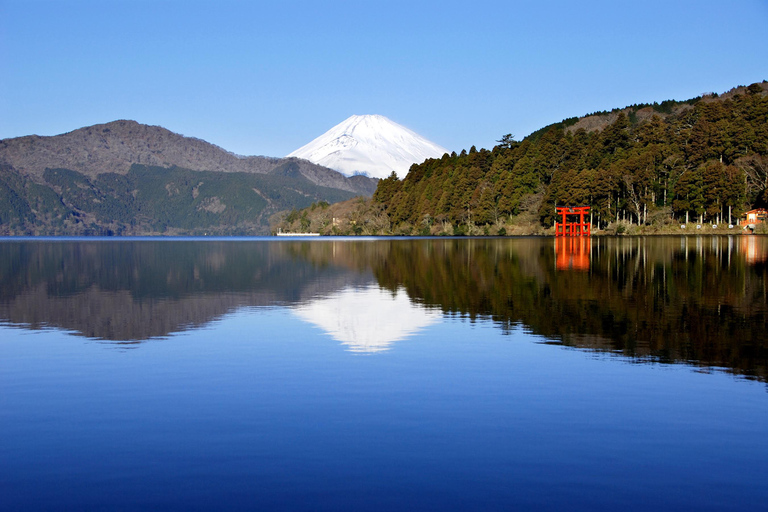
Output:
1,0,766,157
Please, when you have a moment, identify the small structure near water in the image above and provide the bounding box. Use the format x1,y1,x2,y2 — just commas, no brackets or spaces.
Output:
555,206,591,237
741,208,767,230
275,229,320,237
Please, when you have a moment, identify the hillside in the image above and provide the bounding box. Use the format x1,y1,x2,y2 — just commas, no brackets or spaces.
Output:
0,120,378,235
275,81,768,236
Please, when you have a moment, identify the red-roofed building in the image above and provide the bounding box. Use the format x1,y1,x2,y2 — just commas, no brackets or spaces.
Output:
741,208,768,227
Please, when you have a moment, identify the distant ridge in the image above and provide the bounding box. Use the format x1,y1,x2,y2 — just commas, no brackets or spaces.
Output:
0,120,379,235
0,120,377,195
288,115,448,179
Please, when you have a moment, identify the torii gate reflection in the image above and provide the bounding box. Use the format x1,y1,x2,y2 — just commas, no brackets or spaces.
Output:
554,206,591,271
555,236,591,271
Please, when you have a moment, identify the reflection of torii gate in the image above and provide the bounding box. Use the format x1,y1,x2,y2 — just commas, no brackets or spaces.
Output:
555,237,591,270
555,206,591,237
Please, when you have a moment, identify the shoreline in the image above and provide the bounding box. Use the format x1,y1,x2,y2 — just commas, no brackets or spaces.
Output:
1,231,765,240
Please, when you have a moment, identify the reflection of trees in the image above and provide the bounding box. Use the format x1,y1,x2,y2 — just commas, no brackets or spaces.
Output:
370,237,768,381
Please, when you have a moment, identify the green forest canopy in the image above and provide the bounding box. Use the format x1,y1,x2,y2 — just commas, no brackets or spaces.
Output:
373,82,768,231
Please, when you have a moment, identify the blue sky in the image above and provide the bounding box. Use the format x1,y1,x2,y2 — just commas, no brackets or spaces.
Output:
1,0,766,156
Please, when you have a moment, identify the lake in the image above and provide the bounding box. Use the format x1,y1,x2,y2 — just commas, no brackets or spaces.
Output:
1,236,766,511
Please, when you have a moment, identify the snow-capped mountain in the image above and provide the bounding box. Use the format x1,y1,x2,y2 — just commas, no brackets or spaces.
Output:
287,115,449,179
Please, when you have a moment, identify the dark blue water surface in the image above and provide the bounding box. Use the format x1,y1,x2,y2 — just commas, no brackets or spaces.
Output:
1,237,766,511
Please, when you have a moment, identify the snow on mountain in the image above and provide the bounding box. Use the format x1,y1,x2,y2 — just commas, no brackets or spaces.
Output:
287,115,449,179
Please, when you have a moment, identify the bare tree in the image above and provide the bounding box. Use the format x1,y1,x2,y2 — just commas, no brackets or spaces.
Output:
623,175,643,225
737,155,768,200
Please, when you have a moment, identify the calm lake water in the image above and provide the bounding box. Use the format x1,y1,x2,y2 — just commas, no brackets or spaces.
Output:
1,236,767,511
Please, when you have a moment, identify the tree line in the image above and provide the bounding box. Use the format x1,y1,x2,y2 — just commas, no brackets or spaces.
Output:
373,82,768,233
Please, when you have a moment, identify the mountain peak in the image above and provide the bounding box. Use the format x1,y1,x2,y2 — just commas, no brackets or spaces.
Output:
287,115,448,179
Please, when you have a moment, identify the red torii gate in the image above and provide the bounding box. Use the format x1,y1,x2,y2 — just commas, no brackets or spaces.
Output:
555,206,591,237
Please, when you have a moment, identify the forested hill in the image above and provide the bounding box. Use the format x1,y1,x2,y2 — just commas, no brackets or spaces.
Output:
0,120,376,194
0,120,378,235
372,81,768,234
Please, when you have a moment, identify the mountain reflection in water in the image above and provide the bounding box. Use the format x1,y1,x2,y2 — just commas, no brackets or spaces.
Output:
293,284,441,353
0,237,766,379
0,240,374,342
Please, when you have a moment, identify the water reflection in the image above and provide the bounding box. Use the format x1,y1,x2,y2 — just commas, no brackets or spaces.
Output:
1,237,766,379
0,240,374,341
742,235,768,265
555,236,591,270
292,284,441,353
369,237,767,381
